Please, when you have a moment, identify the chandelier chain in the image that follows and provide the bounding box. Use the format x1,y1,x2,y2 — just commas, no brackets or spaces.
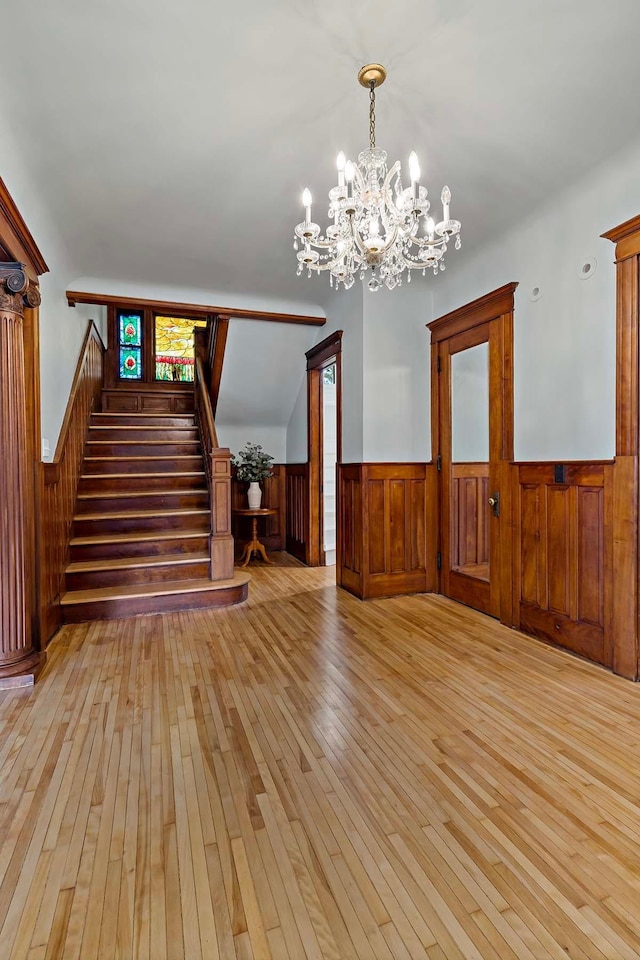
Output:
369,81,376,150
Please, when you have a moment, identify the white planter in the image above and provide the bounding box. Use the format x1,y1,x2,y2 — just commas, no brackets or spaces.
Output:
247,482,262,509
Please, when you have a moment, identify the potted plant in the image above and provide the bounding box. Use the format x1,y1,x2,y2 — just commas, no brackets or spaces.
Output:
232,443,274,509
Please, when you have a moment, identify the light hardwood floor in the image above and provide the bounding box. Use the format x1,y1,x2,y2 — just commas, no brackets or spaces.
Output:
2,555,640,959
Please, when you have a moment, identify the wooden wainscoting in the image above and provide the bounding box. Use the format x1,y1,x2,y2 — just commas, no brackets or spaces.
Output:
232,464,287,554
41,321,105,642
338,463,437,599
101,387,194,414
451,463,490,578
513,462,614,667
285,463,309,562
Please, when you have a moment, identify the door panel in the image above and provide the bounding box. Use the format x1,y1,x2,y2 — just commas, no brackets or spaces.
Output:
439,322,501,617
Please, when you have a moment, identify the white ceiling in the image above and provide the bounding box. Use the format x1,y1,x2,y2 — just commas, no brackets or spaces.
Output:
3,0,640,305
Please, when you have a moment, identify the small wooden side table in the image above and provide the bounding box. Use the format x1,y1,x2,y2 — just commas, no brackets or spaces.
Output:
233,508,278,567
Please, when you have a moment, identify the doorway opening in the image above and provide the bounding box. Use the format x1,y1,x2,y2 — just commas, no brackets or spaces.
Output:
322,363,338,565
306,330,343,566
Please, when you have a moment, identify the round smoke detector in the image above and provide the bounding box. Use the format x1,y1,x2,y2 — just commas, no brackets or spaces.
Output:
529,285,542,302
578,257,597,279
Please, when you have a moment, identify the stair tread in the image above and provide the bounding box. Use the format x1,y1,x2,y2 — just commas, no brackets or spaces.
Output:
67,552,210,573
75,507,209,521
61,574,251,605
77,489,207,500
71,528,209,546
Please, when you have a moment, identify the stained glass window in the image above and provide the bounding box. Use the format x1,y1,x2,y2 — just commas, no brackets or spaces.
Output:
154,316,207,382
119,313,141,346
120,348,142,379
117,311,142,380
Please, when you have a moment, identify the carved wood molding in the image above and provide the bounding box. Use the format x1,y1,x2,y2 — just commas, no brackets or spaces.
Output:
306,329,343,370
427,282,518,342
66,290,326,326
0,263,41,314
602,215,640,261
0,179,49,278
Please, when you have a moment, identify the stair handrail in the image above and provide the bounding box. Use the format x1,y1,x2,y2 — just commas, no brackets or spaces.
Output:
194,353,234,580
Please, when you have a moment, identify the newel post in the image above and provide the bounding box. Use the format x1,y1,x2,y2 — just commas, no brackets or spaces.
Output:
0,263,42,687
210,446,234,580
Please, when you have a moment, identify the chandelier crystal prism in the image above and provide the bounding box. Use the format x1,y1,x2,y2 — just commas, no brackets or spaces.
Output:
294,64,461,292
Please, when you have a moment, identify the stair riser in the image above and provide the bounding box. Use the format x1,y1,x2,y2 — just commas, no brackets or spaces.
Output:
79,474,207,493
75,491,209,514
88,428,199,442
92,415,196,427
85,442,201,457
83,457,204,475
62,580,249,622
70,535,210,563
73,513,210,537
66,559,211,591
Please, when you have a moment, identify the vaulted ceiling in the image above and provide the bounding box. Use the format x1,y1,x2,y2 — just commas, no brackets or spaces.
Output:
3,0,640,306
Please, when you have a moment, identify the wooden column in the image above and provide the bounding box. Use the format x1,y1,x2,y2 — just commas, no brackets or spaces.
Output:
210,447,234,580
0,263,42,687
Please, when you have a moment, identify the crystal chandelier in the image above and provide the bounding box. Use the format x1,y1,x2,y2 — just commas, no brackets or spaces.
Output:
294,64,461,292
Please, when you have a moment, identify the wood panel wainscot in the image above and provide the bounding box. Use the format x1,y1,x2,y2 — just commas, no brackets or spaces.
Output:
232,464,287,554
513,462,614,668
285,463,309,562
101,387,194,414
338,463,437,599
41,320,105,642
451,463,490,577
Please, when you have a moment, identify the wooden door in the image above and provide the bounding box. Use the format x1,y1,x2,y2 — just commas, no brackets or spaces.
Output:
429,284,516,623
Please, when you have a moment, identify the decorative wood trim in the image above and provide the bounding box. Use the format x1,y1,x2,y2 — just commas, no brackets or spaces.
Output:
427,282,518,343
44,321,105,486
67,290,326,326
0,178,49,278
602,215,640,261
306,329,343,369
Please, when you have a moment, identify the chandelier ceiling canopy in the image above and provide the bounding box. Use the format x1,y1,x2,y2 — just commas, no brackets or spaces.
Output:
294,64,461,293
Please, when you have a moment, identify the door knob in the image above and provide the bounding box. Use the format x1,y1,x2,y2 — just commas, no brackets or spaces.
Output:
488,497,496,506
488,492,500,517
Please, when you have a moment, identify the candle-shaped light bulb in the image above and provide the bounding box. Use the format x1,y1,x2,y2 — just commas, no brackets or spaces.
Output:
409,151,420,183
409,151,420,202
337,151,346,187
441,185,451,222
426,216,435,241
370,218,379,236
302,188,312,224
345,161,355,199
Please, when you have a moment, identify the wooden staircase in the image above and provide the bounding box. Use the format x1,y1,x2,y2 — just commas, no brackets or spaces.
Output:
60,411,249,621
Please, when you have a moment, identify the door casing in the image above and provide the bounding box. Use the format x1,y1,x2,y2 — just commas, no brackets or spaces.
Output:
429,283,517,625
